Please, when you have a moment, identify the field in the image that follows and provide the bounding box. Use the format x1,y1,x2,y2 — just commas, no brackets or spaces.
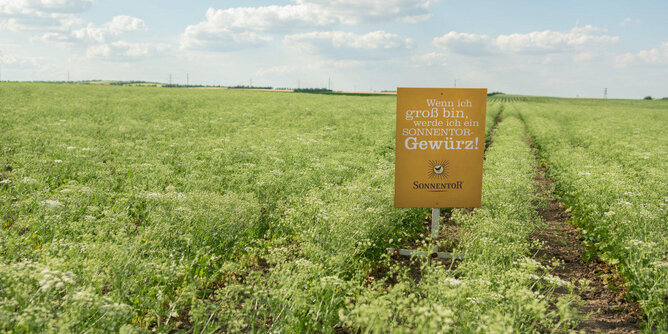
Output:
1,83,666,333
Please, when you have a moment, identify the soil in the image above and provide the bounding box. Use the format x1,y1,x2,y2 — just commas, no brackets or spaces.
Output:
531,163,643,333
370,210,461,287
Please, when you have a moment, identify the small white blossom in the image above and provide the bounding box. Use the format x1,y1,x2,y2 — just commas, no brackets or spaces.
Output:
22,177,36,184
41,200,63,208
544,275,568,287
444,278,463,286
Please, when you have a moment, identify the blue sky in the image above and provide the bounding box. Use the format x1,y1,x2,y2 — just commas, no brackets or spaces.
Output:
1,0,667,98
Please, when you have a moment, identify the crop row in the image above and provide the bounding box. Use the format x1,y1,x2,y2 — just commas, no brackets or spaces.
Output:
517,98,668,331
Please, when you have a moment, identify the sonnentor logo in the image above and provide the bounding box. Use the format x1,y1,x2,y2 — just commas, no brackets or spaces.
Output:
427,160,449,179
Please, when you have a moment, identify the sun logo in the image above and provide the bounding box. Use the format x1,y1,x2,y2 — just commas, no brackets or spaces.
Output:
428,160,449,179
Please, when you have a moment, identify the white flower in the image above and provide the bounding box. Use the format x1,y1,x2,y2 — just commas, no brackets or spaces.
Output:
650,261,668,268
66,146,76,150
0,179,10,184
22,177,36,184
295,259,312,267
54,160,63,163
544,275,568,287
444,278,463,286
41,200,63,208
604,211,615,217
578,172,591,176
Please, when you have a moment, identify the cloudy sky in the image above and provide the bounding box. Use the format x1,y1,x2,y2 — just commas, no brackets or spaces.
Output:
1,0,667,98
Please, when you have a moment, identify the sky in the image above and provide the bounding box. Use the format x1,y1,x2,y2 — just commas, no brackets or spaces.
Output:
1,0,667,98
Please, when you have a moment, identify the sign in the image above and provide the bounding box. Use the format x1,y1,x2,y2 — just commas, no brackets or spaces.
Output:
394,88,487,208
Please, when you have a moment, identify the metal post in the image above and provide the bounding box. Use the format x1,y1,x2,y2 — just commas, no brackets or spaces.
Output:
431,208,440,239
387,207,462,260
431,208,440,253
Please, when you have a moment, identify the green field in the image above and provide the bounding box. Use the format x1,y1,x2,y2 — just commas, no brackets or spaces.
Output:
1,83,666,332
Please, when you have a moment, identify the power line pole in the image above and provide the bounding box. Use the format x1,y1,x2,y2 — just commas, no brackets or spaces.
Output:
186,73,189,86
604,88,608,99
454,79,457,88
169,73,172,84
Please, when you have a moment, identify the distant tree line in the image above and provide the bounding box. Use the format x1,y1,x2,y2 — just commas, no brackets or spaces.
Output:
487,92,504,96
293,88,332,93
109,81,157,86
228,85,273,90
162,84,209,88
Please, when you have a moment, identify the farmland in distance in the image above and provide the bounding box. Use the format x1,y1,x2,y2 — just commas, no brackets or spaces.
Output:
1,83,666,332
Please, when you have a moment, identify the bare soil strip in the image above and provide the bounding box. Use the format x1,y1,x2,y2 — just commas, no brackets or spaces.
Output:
531,161,643,333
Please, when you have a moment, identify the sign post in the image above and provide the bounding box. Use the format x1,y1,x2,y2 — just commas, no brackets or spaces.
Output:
391,87,487,258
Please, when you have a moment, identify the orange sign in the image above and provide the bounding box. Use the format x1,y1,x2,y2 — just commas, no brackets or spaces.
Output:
394,88,487,208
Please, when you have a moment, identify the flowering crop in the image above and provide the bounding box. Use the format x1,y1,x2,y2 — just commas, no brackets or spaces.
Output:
515,97,668,331
1,83,649,332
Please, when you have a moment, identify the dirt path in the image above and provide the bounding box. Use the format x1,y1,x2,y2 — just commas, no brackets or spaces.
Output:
531,162,643,333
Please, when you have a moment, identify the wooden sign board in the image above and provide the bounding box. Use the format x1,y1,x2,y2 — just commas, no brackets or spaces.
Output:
394,88,487,208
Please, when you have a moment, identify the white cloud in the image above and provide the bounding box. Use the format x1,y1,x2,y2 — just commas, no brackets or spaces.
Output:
36,15,160,62
85,41,167,61
620,17,640,26
254,59,361,76
573,51,598,63
193,6,333,33
284,30,413,59
104,15,145,34
0,0,95,15
496,26,618,53
432,32,495,55
180,29,272,51
296,0,435,24
0,0,95,31
179,7,285,51
180,1,435,51
411,52,447,67
0,52,39,68
616,41,668,66
433,25,619,56
43,15,146,44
